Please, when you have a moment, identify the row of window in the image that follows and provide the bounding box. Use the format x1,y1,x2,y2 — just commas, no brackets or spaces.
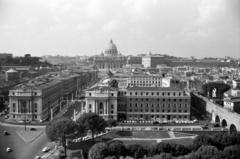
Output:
129,92,182,96
131,81,161,83
128,115,188,118
128,109,188,113
129,98,188,102
129,103,188,108
130,77,161,80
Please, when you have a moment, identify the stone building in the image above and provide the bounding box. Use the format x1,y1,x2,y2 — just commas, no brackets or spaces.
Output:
93,39,126,70
85,84,191,121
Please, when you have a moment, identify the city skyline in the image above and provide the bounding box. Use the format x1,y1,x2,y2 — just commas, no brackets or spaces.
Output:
0,0,239,58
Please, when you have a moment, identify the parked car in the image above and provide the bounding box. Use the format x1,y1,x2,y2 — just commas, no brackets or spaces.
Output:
35,156,41,159
153,121,159,124
4,131,8,135
6,147,11,152
201,125,208,129
30,128,36,131
213,124,220,127
42,147,50,152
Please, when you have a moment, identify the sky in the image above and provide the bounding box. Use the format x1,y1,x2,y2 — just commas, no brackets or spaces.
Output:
0,0,239,58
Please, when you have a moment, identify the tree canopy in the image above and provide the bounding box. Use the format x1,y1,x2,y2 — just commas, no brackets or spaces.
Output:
202,82,231,98
76,113,107,142
108,79,118,88
45,117,79,157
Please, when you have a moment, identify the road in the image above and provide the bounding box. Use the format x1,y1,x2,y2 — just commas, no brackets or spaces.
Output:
0,120,57,159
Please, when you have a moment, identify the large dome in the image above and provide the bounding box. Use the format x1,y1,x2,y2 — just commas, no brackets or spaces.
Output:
104,39,118,56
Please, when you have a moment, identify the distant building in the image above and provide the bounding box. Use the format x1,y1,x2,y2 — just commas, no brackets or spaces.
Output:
162,77,181,89
127,56,142,65
94,39,126,70
127,75,162,87
0,53,13,59
142,52,165,68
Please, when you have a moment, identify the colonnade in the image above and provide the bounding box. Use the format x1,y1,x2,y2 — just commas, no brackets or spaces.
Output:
97,62,123,69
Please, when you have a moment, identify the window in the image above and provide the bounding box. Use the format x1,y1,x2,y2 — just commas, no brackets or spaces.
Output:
111,93,114,96
162,93,165,96
174,99,176,101
13,115,15,118
130,92,132,95
130,98,132,101
13,103,16,108
146,92,148,95
130,103,132,107
135,103,138,108
157,93,159,95
141,92,143,95
135,98,137,101
180,99,182,101
140,115,143,118
152,110,154,112
111,111,114,114
151,115,154,118
35,93,37,95
185,104,188,108
141,103,143,107
13,92,15,95
168,93,170,96
89,104,92,109
152,92,154,95
130,109,132,112
163,99,165,101
135,92,137,95
100,102,103,109
89,93,91,96
146,98,148,101
34,115,37,119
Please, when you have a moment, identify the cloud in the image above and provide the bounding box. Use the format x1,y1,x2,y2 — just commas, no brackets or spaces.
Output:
102,19,127,32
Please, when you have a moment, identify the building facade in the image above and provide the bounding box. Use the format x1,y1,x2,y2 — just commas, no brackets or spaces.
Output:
93,39,126,70
142,53,165,68
9,78,63,121
85,85,191,121
127,75,162,87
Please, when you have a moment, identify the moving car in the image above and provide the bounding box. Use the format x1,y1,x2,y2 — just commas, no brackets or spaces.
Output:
6,147,11,152
42,147,50,152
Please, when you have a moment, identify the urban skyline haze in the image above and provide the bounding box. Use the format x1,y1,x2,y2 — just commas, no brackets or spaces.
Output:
0,0,239,58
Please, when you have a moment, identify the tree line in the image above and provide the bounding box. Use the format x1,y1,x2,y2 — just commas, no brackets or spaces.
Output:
89,132,240,159
45,112,240,159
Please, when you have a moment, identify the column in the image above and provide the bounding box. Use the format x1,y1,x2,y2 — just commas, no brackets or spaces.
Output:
106,101,109,115
18,100,19,113
104,101,107,114
51,109,53,120
29,100,31,113
95,102,98,114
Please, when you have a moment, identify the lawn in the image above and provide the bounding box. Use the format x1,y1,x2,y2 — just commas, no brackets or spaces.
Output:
117,139,158,147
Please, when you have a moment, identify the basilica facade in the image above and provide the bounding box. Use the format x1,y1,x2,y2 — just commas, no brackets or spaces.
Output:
93,39,126,70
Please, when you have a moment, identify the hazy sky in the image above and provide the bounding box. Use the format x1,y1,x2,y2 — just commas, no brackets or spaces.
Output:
0,0,239,58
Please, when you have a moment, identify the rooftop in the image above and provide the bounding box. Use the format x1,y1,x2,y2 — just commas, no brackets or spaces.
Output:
127,86,182,91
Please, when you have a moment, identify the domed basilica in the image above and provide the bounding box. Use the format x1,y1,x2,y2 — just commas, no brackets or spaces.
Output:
93,39,126,70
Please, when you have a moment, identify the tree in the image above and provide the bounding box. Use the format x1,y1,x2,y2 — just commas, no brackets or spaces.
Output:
222,145,240,159
108,140,127,158
107,70,114,77
202,82,231,98
107,119,118,130
76,112,107,142
196,145,220,159
108,79,118,88
45,117,79,157
127,144,146,159
192,135,214,151
88,142,109,159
